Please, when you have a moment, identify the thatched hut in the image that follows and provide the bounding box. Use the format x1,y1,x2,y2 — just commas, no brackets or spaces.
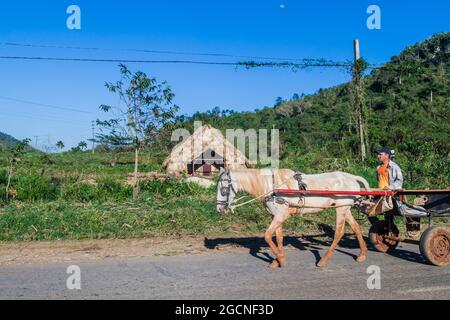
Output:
162,125,251,176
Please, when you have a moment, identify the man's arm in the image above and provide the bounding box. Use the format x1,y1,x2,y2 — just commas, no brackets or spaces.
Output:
390,164,403,190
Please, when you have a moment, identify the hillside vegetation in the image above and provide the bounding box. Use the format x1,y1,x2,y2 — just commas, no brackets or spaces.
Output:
0,132,21,150
184,32,449,188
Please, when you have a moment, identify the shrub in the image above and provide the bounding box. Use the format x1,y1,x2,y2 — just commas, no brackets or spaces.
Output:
15,175,59,201
97,178,132,201
62,182,99,202
61,177,132,202
139,179,207,197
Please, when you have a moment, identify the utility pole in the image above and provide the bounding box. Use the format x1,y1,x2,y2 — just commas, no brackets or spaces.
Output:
353,39,367,163
34,136,39,149
46,135,51,153
91,120,95,154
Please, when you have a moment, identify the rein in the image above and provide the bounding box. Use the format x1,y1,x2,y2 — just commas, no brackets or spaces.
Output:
228,172,302,211
216,170,238,209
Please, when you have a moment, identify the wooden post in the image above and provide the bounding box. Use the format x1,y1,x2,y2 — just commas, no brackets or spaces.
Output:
191,131,194,176
91,120,95,154
353,39,360,61
353,39,367,162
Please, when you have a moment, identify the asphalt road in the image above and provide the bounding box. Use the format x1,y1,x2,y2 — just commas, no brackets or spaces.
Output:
1,239,449,300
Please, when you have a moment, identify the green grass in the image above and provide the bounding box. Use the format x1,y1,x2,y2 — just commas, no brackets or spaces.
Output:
2,196,448,242
0,197,368,242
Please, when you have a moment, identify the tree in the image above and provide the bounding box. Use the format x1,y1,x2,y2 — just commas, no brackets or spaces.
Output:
274,97,284,107
78,141,88,151
97,64,179,199
56,140,65,150
5,138,30,200
70,141,87,152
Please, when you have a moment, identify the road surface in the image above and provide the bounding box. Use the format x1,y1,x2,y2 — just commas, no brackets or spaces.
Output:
0,237,449,299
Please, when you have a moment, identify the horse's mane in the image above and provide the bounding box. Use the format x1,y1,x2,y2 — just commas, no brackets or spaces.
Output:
230,169,296,198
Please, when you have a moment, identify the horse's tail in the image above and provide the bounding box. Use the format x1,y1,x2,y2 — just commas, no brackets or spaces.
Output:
350,174,371,191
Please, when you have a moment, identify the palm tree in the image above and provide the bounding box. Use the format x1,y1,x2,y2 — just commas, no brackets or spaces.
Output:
78,141,87,151
56,140,65,150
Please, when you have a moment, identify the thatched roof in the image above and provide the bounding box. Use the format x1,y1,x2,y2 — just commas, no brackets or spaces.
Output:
162,125,251,174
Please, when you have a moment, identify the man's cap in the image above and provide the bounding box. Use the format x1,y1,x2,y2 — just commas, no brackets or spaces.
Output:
375,147,390,154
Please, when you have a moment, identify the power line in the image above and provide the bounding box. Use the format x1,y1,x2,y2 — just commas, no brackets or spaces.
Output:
0,55,353,69
0,55,238,64
1,41,384,68
0,110,90,125
0,41,405,73
0,95,97,115
1,41,334,62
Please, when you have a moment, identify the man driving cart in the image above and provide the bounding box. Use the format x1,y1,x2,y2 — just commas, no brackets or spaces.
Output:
376,147,403,190
375,147,420,238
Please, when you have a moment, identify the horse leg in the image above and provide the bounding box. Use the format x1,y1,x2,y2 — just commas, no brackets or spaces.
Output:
275,224,286,267
265,216,284,269
317,207,346,268
345,209,367,262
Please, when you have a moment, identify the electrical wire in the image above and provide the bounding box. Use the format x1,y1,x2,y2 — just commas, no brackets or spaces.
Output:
0,95,97,115
1,41,335,62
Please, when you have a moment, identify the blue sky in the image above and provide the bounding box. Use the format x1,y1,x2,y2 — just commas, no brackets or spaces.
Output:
0,0,449,150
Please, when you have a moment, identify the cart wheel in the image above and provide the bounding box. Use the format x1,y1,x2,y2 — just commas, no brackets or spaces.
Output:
419,226,450,267
369,220,399,253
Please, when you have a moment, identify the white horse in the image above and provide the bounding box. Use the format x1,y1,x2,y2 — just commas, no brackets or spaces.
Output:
216,168,371,268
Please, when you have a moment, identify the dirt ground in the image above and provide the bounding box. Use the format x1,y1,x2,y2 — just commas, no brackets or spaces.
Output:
0,234,276,266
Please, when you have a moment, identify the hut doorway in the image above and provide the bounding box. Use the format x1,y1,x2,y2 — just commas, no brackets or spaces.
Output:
187,149,224,176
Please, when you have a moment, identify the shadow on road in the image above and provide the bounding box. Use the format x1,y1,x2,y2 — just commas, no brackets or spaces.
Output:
204,223,429,266
386,247,428,264
204,235,322,264
306,224,428,265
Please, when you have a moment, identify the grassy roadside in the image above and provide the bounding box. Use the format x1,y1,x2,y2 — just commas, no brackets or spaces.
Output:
2,193,449,242
0,192,367,242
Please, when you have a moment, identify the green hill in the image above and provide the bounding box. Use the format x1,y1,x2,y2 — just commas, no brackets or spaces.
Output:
179,31,450,187
0,131,21,149
0,132,37,153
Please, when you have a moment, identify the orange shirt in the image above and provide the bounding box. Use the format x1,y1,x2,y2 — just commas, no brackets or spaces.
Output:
377,162,389,189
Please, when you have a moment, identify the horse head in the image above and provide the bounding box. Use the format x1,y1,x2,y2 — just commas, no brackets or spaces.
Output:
216,167,237,214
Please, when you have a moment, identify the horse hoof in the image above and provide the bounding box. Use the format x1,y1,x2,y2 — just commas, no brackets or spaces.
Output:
357,255,366,262
268,259,280,269
316,259,328,268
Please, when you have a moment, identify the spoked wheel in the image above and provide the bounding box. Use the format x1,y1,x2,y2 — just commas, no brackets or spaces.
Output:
369,220,400,253
419,226,450,267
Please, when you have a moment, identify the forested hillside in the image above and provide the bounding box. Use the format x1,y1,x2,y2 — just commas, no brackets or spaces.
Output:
0,132,20,149
179,32,450,187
